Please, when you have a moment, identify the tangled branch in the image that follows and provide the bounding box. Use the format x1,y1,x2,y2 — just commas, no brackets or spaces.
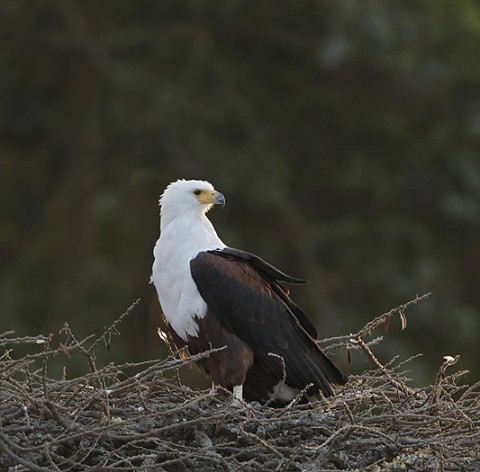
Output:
0,295,479,471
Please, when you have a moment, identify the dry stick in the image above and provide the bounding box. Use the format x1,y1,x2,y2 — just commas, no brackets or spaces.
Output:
157,326,184,389
42,334,53,403
43,442,61,472
238,423,285,459
59,299,139,375
275,382,316,417
343,401,356,425
89,298,141,353
279,443,306,472
47,448,91,471
0,346,67,376
435,386,475,428
0,334,49,346
0,432,53,472
61,324,98,373
429,355,461,405
319,293,431,353
45,400,73,430
345,294,432,401
458,378,480,403
305,424,354,450
357,293,431,338
0,330,15,338
55,301,140,397
352,337,422,399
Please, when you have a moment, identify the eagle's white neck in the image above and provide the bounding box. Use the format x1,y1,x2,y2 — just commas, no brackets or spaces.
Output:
152,208,225,341
160,208,224,249
161,204,209,231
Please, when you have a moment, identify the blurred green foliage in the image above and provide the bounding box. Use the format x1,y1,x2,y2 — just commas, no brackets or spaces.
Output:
1,0,479,385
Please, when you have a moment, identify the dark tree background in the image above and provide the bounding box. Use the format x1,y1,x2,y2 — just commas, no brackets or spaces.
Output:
1,1,479,386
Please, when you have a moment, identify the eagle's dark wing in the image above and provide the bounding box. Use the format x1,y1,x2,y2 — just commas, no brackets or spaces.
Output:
190,249,346,397
208,247,318,339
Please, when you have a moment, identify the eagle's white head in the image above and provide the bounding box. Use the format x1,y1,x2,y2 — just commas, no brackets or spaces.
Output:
159,179,225,230
160,179,225,213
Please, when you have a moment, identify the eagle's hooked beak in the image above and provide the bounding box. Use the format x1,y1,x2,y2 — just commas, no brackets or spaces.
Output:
213,191,225,209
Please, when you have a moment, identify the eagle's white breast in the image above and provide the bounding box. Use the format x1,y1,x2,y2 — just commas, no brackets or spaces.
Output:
152,210,225,341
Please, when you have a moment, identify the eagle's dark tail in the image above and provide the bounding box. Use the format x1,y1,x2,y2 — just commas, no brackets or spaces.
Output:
309,347,348,396
283,338,347,398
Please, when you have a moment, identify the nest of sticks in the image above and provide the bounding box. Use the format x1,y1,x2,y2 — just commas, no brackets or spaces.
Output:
1,294,479,471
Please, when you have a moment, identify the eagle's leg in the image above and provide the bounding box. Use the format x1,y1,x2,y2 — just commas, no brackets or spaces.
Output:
232,384,243,401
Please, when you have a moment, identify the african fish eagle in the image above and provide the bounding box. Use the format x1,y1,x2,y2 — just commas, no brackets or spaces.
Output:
152,179,347,402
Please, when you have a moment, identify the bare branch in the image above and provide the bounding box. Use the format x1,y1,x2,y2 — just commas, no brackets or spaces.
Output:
0,294,478,471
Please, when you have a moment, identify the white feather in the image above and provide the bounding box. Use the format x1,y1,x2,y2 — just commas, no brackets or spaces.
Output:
152,180,226,341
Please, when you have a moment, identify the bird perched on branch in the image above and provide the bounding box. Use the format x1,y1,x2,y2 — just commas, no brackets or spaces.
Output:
152,179,347,402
